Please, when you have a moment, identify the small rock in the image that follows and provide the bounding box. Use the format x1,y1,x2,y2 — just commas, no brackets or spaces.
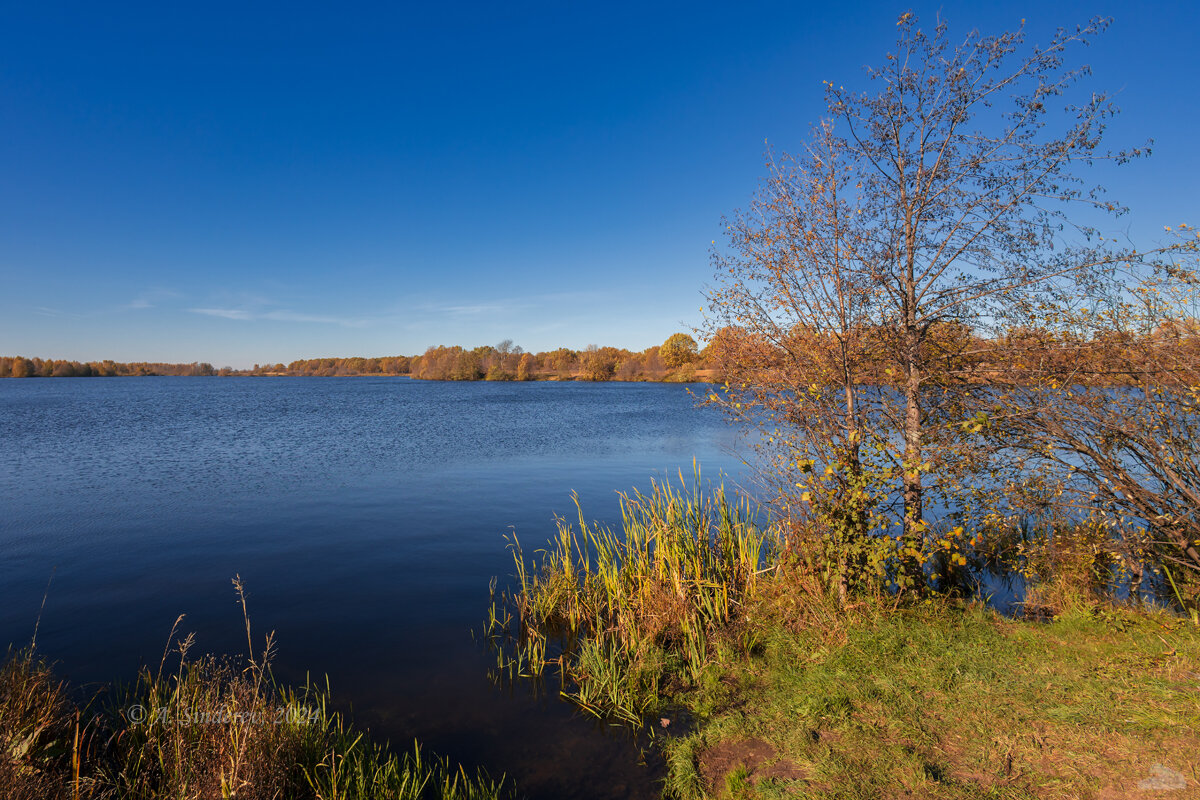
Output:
1136,763,1187,791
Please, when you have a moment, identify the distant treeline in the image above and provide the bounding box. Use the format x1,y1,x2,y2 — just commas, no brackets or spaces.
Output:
10,324,1194,384
0,356,221,378
248,334,708,381
0,334,709,381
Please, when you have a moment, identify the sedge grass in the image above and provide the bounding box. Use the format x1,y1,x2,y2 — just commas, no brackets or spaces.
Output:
487,472,1200,798
490,469,781,724
0,648,78,800
0,578,511,800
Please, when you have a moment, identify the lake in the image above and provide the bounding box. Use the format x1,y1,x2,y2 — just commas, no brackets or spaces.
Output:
0,377,752,799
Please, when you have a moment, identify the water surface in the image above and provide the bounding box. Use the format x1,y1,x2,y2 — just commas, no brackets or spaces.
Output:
0,377,750,798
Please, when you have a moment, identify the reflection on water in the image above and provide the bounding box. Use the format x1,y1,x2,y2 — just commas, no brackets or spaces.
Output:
0,377,750,799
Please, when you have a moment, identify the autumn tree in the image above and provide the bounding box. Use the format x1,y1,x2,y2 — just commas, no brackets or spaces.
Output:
579,345,618,381
542,348,577,379
659,333,699,369
11,357,33,378
641,346,667,378
986,235,1200,604
709,14,1182,588
706,123,891,597
517,352,536,381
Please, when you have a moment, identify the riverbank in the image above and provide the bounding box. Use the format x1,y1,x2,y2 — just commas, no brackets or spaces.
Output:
659,603,1198,799
493,479,1199,799
7,605,1194,800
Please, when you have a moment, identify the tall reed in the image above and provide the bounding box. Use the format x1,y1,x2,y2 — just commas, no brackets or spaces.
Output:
493,470,779,723
0,578,510,800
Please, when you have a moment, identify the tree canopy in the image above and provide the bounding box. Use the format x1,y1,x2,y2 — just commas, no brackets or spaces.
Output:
659,333,699,369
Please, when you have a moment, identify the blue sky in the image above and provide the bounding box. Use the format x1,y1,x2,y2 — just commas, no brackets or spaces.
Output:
2,1,1196,367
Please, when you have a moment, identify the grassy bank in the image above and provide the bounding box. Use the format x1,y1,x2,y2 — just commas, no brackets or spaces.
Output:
8,489,1197,800
1,585,510,800
492,478,1200,799
663,604,1199,799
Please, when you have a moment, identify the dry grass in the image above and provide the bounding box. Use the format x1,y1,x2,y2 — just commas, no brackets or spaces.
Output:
0,578,511,800
0,648,79,800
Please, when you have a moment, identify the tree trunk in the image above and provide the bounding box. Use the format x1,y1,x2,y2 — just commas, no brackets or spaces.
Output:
896,159,925,589
901,304,924,588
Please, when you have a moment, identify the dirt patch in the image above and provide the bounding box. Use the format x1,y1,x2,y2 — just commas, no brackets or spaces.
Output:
700,737,807,793
939,734,1016,792
809,728,841,746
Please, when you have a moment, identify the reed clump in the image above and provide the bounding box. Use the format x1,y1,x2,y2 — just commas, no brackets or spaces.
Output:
0,578,511,800
98,648,316,798
488,471,1199,728
0,648,78,800
491,472,786,723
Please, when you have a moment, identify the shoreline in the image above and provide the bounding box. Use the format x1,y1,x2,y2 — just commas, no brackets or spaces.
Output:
8,595,1194,799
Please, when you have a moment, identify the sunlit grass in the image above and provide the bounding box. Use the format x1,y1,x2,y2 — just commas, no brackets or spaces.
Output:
0,580,511,800
487,471,1200,798
489,469,781,723
0,648,78,800
661,603,1200,799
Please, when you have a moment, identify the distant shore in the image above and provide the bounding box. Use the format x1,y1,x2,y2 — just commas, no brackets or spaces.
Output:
0,336,714,381
0,369,721,383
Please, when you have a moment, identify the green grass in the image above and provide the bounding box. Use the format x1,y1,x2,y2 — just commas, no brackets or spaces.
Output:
662,602,1200,799
490,469,778,723
493,476,1200,798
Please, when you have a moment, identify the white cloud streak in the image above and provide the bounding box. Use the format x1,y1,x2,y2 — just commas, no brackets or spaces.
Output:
187,307,368,327
189,307,255,320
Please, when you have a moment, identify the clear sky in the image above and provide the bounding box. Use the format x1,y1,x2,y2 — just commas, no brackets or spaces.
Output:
2,1,1196,368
